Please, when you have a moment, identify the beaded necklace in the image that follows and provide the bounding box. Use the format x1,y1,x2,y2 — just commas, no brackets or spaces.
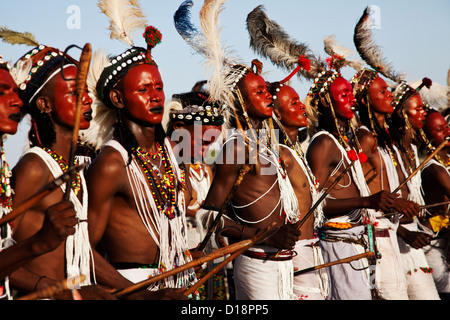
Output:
42,147,81,196
0,141,12,210
132,143,180,219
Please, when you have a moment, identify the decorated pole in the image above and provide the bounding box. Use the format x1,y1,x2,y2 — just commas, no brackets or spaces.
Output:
63,43,92,201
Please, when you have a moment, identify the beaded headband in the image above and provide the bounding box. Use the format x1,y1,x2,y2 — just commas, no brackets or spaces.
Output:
351,68,379,104
12,45,78,109
95,26,162,105
170,92,224,126
392,77,432,109
307,69,340,108
95,47,147,103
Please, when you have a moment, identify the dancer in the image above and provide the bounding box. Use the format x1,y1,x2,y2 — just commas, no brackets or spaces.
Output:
83,0,193,299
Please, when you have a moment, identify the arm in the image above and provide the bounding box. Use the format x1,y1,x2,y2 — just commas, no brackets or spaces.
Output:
0,201,77,279
306,134,396,217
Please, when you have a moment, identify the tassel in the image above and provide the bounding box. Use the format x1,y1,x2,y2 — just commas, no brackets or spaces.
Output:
347,149,358,162
358,152,368,164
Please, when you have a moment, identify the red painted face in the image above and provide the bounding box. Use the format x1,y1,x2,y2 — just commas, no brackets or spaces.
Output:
329,76,356,121
0,68,23,134
368,76,394,114
404,94,427,130
121,64,165,126
275,85,308,128
52,65,92,130
241,72,273,119
425,112,450,147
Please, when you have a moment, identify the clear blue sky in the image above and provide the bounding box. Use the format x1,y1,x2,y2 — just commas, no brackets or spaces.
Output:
1,0,449,167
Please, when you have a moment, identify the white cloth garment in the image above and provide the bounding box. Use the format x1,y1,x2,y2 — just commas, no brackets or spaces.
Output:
319,225,373,300
292,238,328,300
23,147,94,286
103,139,196,289
233,245,297,300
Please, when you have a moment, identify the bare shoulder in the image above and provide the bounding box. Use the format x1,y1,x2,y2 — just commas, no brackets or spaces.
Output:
356,128,377,154
87,145,127,179
12,152,51,190
306,133,339,159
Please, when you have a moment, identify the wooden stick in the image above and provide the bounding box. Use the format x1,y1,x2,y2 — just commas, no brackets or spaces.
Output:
421,200,450,209
64,43,92,201
294,251,375,277
383,200,450,217
392,137,449,194
295,160,355,231
183,222,279,297
0,163,87,226
113,239,254,297
18,275,86,300
272,160,356,259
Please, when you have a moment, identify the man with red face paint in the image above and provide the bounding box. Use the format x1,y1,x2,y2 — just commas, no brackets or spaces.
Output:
306,65,399,300
197,61,302,300
6,45,117,300
269,81,328,300
0,56,81,299
83,27,192,300
352,69,422,300
164,89,228,300
388,80,440,299
419,109,450,299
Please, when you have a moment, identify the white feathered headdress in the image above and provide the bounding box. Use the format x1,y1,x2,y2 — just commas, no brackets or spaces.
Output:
80,0,157,150
174,0,262,129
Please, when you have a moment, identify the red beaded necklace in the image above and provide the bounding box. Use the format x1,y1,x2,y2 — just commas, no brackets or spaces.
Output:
132,143,179,219
42,147,81,196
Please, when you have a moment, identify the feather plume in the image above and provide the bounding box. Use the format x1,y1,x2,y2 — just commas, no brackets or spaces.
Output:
173,0,207,57
98,0,147,47
79,49,115,151
246,5,322,81
409,79,449,111
323,35,364,72
0,26,39,47
199,0,239,109
353,7,405,83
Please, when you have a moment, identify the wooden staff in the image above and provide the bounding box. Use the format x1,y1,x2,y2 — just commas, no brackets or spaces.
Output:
273,160,356,259
294,251,375,277
383,200,450,217
18,275,86,300
294,160,356,231
392,137,449,194
64,43,92,201
113,238,254,297
421,200,450,209
183,222,278,297
0,163,87,226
